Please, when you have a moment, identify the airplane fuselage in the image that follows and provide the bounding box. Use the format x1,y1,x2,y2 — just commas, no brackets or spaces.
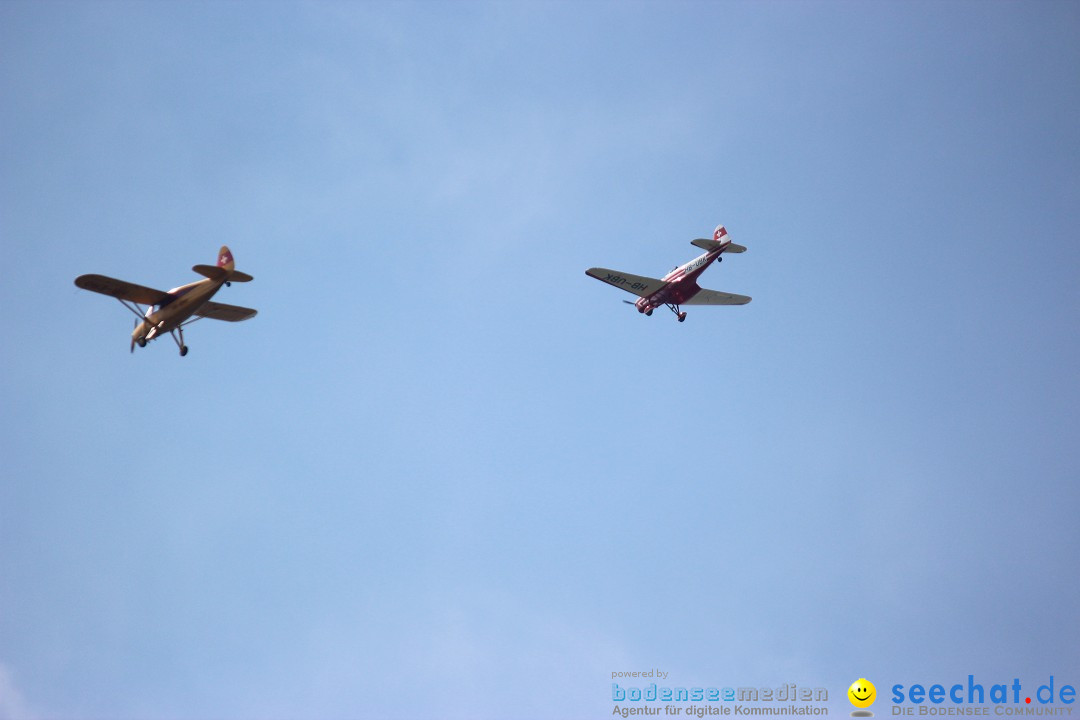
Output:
634,245,725,314
134,277,226,345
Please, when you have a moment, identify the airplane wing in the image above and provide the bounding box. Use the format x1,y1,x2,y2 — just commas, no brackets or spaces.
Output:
683,288,752,305
585,268,666,298
194,301,257,322
74,274,171,305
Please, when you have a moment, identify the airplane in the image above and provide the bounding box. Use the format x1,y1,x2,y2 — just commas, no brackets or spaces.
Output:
74,246,257,356
585,224,751,321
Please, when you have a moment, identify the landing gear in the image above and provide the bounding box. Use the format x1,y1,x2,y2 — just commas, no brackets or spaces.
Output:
626,299,655,316
664,303,687,322
110,294,209,356
170,326,189,357
628,300,682,321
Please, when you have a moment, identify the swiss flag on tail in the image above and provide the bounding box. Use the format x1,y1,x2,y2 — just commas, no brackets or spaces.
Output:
217,246,235,271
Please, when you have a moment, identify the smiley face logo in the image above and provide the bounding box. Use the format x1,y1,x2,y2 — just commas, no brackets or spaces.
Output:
848,678,876,708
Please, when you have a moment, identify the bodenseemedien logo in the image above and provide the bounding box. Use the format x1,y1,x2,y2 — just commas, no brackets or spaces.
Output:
610,678,829,717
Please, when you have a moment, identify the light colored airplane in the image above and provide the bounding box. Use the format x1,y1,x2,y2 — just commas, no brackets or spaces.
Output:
75,246,257,356
586,224,751,321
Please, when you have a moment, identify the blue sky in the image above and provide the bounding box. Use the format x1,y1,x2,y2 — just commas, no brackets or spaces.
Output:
1,1,1078,718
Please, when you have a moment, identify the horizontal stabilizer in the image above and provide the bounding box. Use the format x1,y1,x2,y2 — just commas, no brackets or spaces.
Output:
683,288,752,305
690,238,747,253
193,264,228,280
585,268,666,298
193,265,253,282
74,274,171,305
691,238,720,251
195,301,257,322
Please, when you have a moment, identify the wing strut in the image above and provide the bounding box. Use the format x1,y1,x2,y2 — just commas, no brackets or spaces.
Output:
115,297,149,323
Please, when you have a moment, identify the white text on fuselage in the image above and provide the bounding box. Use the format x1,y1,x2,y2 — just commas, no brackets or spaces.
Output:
681,255,710,275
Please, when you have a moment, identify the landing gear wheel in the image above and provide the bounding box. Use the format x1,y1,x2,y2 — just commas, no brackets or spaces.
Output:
645,309,653,316
678,312,686,322
137,338,146,348
172,326,188,355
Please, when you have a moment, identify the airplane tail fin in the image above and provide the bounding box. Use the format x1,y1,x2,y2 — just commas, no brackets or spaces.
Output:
690,224,747,253
217,246,235,271
211,246,254,282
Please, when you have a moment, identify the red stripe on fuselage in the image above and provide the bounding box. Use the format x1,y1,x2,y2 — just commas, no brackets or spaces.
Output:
636,246,725,310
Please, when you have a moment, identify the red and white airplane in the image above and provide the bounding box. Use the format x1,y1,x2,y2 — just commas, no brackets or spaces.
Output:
586,224,751,321
75,246,256,356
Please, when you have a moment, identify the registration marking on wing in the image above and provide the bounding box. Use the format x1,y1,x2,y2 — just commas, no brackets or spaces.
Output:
603,273,653,293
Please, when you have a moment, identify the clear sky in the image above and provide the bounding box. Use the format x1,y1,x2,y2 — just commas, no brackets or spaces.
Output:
1,2,1078,719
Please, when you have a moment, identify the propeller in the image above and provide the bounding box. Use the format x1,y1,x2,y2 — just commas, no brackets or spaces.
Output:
131,317,137,353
